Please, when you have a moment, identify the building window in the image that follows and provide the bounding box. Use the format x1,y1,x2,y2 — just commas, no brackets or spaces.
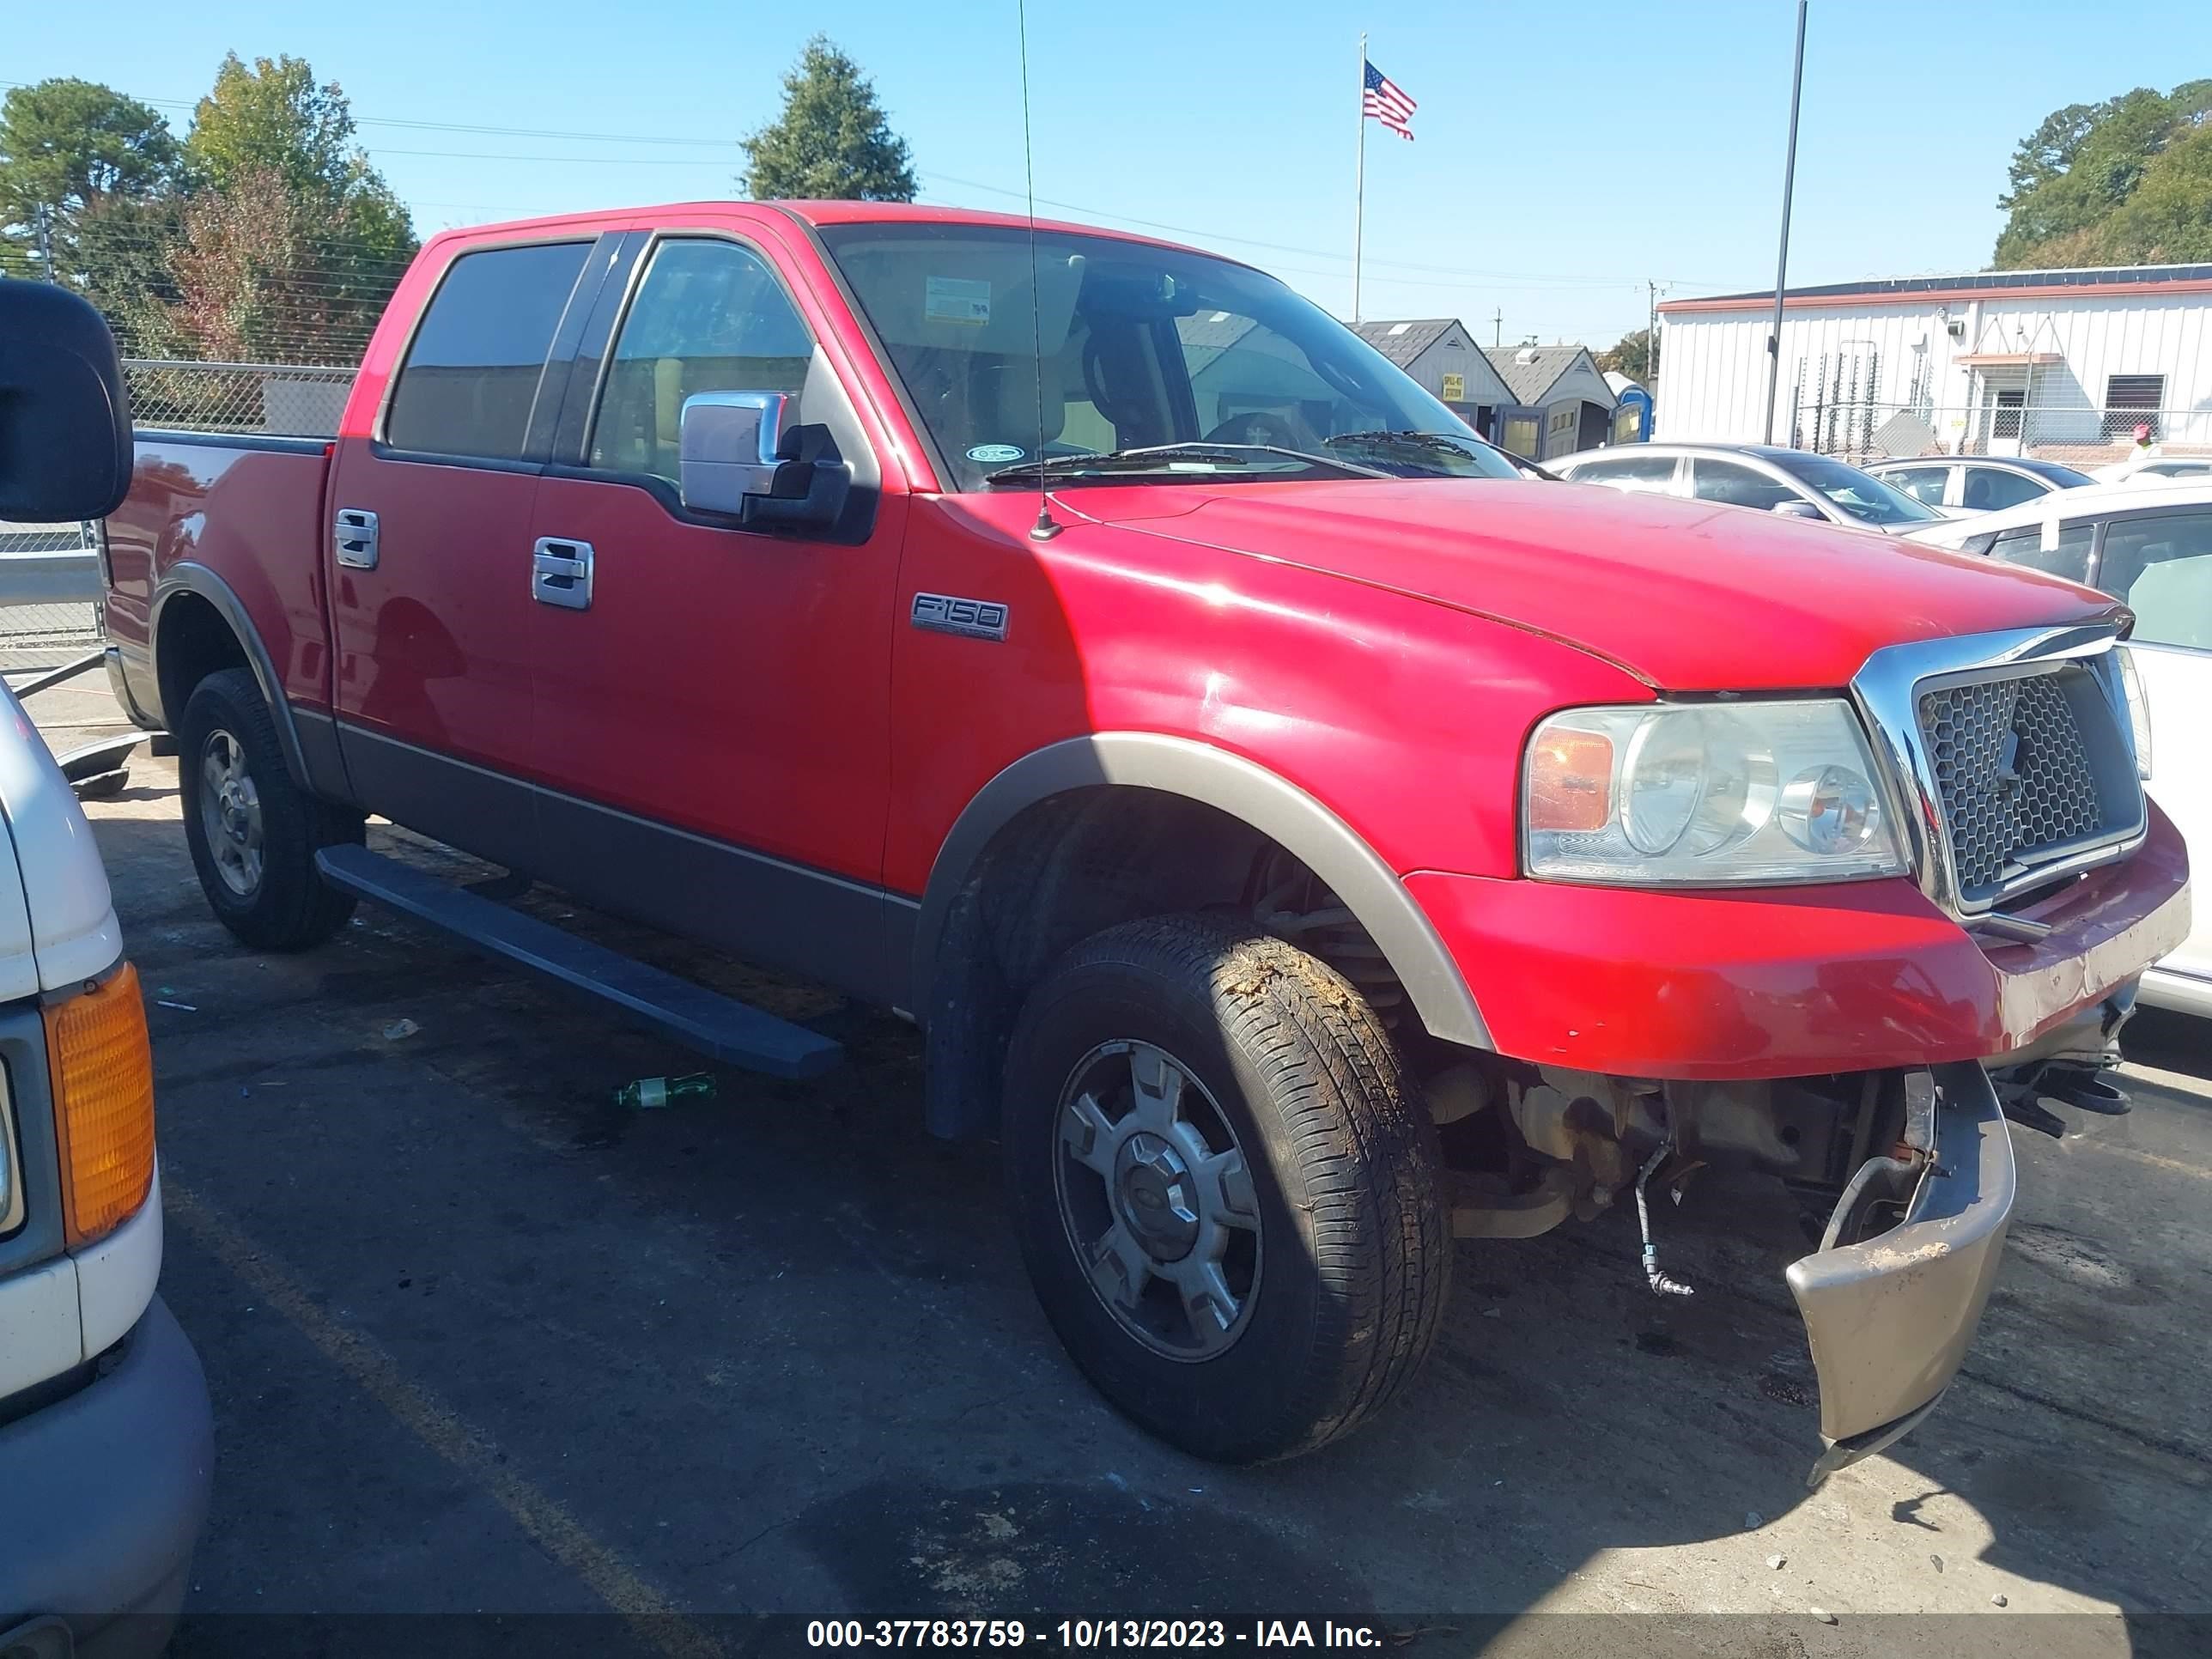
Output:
2105,374,2166,440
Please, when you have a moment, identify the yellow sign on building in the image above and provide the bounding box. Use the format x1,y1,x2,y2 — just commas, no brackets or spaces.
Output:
1441,373,1466,402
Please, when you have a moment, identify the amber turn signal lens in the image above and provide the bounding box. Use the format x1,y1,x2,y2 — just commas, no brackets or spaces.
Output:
1526,729,1616,833
45,962,156,1249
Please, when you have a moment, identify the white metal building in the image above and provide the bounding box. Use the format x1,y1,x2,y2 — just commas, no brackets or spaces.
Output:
1656,264,2212,465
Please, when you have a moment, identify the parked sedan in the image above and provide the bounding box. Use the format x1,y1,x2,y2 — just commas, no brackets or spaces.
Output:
1911,480,2212,1018
1549,442,1948,533
1866,454,2094,514
2091,455,2212,487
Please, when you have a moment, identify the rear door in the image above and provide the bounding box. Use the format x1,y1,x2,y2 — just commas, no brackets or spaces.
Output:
326,235,615,868
520,219,908,1001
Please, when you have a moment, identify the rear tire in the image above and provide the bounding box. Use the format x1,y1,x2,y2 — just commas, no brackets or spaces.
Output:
178,667,363,951
1003,914,1449,1462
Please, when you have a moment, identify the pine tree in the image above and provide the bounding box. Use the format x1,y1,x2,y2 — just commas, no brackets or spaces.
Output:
739,38,917,203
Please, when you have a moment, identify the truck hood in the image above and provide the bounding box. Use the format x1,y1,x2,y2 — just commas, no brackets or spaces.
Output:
0,687,123,996
1070,478,2124,690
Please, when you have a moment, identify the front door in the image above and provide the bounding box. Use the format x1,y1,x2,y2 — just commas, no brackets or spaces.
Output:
523,227,908,1002
326,236,608,869
2093,508,2212,996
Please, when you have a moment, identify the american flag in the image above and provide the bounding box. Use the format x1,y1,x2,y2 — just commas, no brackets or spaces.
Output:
1363,60,1417,141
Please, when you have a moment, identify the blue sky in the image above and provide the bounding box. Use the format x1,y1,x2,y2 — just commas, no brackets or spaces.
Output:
11,0,2209,344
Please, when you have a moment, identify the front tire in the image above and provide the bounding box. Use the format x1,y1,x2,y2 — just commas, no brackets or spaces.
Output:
178,667,363,951
1003,915,1449,1462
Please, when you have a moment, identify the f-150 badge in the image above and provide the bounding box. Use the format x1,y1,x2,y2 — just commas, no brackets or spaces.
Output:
911,592,1009,641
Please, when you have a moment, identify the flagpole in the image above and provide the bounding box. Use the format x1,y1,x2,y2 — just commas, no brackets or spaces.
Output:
1352,31,1367,323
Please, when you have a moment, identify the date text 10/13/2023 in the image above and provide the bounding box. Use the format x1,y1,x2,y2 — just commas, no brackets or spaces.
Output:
805,1622,1387,1649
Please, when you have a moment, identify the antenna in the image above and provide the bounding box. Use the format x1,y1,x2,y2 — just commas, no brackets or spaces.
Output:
1017,0,1061,542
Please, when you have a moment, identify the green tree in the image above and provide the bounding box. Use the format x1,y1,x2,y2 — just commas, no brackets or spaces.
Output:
1995,80,2212,267
0,78,180,280
739,37,917,202
1595,328,1656,387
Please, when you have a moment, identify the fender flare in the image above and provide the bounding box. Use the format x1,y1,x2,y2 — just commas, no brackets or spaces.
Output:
150,562,311,789
909,732,1492,1050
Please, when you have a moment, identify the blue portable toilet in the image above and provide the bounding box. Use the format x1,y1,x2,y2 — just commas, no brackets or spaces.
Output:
1603,373,1653,443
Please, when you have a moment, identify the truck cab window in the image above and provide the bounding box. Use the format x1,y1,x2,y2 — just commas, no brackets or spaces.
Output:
590,240,814,486
384,240,592,461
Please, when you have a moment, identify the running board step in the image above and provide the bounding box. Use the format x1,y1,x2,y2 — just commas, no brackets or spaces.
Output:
315,844,843,1081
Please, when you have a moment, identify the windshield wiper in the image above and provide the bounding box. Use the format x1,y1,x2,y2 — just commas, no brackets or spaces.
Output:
1323,428,1553,478
985,443,1387,484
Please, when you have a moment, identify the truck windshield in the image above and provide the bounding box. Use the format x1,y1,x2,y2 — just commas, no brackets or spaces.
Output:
817,222,1522,490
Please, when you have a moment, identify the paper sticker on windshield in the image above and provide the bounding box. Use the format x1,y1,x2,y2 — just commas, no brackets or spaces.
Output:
926,276,992,325
966,443,1025,464
2041,516,2061,551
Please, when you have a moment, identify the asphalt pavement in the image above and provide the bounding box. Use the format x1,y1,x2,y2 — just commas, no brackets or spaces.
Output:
19,682,2211,1659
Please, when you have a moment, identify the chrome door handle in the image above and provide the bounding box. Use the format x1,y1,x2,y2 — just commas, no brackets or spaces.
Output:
531,538,594,611
334,507,379,569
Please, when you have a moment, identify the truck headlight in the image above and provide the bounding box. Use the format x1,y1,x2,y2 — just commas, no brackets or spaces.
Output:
1523,700,1907,884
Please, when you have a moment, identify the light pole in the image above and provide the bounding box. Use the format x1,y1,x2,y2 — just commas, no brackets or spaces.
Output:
1762,0,1808,444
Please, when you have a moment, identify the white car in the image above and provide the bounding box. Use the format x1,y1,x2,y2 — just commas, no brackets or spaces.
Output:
1549,442,1954,534
2091,454,2212,487
1911,480,2212,1017
0,276,212,1658
1865,455,2095,514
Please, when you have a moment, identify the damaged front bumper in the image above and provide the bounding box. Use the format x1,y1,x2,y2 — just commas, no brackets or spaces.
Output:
1786,1060,2016,1485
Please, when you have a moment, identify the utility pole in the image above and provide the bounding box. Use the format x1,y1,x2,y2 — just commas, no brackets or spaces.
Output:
1647,279,1658,384
33,204,55,283
1492,307,1502,347
1762,0,1808,443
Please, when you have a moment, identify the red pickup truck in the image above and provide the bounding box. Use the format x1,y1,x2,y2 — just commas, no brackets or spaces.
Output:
100,200,2188,1474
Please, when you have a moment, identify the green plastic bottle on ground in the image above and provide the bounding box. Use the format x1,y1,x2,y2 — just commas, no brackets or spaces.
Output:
615,1073,717,1110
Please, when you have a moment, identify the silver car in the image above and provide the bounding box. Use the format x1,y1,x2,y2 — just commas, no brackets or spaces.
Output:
1550,442,1950,534
1866,454,2095,514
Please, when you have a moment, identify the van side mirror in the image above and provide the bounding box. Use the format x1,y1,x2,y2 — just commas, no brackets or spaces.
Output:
1771,499,1825,520
0,278,133,520
678,391,848,533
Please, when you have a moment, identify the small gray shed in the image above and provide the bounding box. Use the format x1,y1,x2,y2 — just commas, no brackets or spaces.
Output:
1351,319,1515,438
1482,344,1619,461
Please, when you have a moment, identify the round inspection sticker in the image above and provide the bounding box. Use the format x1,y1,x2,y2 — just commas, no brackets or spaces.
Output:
966,443,1026,463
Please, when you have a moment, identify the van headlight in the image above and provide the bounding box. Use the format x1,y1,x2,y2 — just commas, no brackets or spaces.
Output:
1522,700,1907,884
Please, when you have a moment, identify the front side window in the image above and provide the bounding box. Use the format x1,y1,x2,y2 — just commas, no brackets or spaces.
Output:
1774,454,1940,526
1688,458,1799,512
591,240,814,485
1990,520,2095,584
1883,465,1951,506
819,223,1520,489
385,240,593,461
2097,512,2212,652
1961,467,2046,512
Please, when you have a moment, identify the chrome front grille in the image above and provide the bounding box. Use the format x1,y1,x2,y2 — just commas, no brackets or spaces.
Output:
1915,664,2131,906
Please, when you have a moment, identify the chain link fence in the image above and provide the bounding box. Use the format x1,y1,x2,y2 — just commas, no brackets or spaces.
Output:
1792,398,2212,469
0,520,102,674
124,357,354,438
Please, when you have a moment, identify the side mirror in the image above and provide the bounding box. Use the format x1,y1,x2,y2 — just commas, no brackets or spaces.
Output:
0,278,133,521
678,391,848,533
1771,499,1825,520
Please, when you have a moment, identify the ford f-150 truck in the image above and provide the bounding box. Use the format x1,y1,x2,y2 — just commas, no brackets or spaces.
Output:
100,202,2188,1474
2,277,213,1659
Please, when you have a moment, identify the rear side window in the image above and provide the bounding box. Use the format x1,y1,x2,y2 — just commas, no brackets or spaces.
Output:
1570,453,1676,489
385,241,593,461
2098,512,2212,652
1990,521,2095,584
1960,467,2045,512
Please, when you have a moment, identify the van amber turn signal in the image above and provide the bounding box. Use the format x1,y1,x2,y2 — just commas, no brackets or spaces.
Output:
45,962,155,1248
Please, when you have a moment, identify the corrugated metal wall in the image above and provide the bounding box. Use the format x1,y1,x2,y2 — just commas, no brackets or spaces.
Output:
1656,289,2212,451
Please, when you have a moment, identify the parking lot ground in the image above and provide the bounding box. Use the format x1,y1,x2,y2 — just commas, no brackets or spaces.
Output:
33,690,2212,1658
